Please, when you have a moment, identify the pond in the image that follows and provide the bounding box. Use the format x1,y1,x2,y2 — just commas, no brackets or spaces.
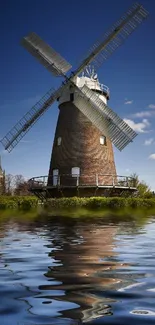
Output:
0,214,155,324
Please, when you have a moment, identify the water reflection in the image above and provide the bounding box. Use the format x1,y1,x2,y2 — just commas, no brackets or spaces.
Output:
0,217,155,324
41,224,120,323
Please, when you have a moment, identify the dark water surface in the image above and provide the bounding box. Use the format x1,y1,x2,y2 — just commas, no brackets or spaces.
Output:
0,215,155,324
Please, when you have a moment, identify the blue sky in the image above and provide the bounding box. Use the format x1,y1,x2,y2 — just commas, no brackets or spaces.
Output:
0,0,155,189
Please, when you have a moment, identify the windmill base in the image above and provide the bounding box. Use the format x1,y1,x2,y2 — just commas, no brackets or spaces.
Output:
29,185,137,200
28,175,137,200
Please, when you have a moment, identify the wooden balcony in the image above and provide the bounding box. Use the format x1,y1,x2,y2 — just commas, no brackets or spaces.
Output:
28,174,137,199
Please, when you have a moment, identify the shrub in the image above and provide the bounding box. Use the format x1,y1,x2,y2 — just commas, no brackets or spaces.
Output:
1,196,155,213
0,196,38,210
45,197,155,211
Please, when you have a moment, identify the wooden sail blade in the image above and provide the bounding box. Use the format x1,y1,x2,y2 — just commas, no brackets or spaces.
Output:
73,3,148,77
73,85,137,151
21,32,72,76
0,86,63,152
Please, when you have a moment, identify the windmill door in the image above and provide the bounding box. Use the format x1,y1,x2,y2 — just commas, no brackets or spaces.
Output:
53,169,59,186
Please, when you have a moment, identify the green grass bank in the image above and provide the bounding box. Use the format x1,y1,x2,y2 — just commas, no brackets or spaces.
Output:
0,196,155,226
1,196,155,214
0,196,38,211
45,197,155,209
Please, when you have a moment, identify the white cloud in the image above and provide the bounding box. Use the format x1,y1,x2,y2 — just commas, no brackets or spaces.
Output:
149,154,155,160
144,138,154,146
124,118,150,133
124,100,133,105
148,104,155,109
132,111,154,118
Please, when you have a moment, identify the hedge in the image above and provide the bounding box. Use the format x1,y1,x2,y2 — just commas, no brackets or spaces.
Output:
45,197,155,210
0,196,38,210
1,196,155,212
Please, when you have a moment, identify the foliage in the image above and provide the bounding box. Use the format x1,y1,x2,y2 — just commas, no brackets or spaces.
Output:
3,173,33,196
4,174,14,195
2,196,155,211
45,197,155,211
0,196,38,211
1,196,155,221
14,181,30,196
130,173,153,198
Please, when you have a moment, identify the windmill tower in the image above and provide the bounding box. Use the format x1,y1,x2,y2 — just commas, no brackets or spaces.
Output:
49,67,117,190
0,3,149,198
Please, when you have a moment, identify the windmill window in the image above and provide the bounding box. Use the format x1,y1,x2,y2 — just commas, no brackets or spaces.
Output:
71,167,80,177
53,169,59,186
100,136,106,145
70,93,74,102
57,137,62,146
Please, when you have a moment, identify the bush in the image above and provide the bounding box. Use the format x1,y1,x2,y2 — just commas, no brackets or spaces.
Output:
0,196,38,211
45,197,155,211
1,196,155,212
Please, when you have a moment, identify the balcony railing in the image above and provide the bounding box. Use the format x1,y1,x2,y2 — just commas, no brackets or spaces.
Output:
99,83,110,97
84,79,110,98
28,174,136,189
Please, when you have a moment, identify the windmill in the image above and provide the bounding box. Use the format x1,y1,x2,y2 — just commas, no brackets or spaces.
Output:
0,3,149,198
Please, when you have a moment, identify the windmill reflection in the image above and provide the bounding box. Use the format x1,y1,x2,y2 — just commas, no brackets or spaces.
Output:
39,223,121,323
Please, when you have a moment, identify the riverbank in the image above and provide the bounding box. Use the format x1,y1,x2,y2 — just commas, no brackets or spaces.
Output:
45,197,155,210
0,196,155,216
0,196,38,210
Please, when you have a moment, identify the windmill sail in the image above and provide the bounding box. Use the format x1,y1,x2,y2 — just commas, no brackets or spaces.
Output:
73,3,148,76
21,32,72,76
73,85,137,151
0,86,63,152
0,2,148,154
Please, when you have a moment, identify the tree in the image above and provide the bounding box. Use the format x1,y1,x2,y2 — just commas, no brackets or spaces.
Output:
14,175,25,190
130,173,153,198
4,174,32,196
13,175,31,196
14,180,31,196
130,173,139,188
5,174,14,195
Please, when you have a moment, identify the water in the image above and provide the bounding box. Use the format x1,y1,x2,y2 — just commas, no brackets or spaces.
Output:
0,215,155,324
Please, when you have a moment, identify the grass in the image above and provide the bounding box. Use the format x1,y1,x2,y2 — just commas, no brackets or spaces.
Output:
0,196,155,224
45,197,155,211
0,196,38,210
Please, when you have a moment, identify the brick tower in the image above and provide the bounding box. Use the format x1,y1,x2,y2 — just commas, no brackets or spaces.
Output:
48,74,117,191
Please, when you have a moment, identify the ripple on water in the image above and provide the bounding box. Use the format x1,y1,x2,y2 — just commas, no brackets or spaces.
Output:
0,217,155,324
